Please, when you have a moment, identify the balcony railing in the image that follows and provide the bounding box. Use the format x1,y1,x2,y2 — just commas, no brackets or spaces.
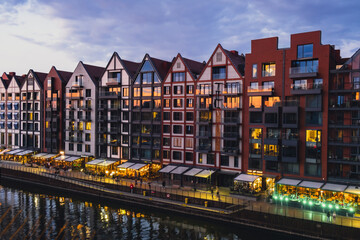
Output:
329,101,360,109
99,91,121,97
223,117,240,124
290,82,322,95
247,86,273,96
223,132,239,138
328,136,360,145
66,92,83,99
289,65,318,78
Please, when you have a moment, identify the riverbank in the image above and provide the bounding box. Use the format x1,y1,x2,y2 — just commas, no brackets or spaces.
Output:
1,163,359,239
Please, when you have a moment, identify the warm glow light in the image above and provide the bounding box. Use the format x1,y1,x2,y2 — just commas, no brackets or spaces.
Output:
60,151,64,155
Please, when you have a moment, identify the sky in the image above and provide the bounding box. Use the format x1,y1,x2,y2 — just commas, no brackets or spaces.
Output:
0,0,359,74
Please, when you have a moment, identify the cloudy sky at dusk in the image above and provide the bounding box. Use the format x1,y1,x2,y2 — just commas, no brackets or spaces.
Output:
0,0,359,74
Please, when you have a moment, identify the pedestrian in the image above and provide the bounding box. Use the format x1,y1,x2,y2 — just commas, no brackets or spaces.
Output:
333,211,336,222
327,211,331,222
130,183,134,194
140,178,143,187
135,179,138,187
217,190,220,201
210,187,214,199
162,180,166,189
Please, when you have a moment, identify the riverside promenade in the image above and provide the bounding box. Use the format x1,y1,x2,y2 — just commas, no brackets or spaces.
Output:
1,160,360,239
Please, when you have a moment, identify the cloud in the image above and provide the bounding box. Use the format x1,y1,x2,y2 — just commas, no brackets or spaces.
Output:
0,0,359,74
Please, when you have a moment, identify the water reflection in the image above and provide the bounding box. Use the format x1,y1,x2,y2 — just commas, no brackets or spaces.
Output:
0,181,307,240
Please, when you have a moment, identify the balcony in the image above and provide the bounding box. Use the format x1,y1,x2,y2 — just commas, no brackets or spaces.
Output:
98,138,107,145
109,116,120,122
98,127,107,133
329,101,360,110
196,104,213,110
99,91,121,98
66,126,83,132
65,137,83,143
290,82,322,95
98,104,108,110
222,132,240,139
289,65,318,78
65,115,75,120
223,117,240,125
79,105,92,111
249,149,261,159
79,116,92,122
221,147,240,156
196,131,211,138
196,145,212,152
66,91,83,99
108,104,120,110
282,145,298,163
247,86,273,96
329,119,360,129
330,82,360,93
328,136,360,146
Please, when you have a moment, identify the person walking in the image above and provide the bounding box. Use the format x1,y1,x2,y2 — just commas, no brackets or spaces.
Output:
217,190,220,201
130,183,134,194
210,187,214,199
327,211,331,222
333,211,336,223
162,180,166,189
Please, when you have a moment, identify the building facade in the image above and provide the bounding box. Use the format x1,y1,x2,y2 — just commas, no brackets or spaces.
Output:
243,31,341,181
43,66,72,153
65,62,104,157
130,54,171,163
98,52,139,161
162,54,205,166
195,44,245,186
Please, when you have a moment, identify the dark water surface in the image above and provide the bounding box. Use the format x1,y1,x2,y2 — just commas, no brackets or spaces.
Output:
0,179,312,240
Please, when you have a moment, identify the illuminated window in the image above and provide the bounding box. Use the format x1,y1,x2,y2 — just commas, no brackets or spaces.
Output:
133,88,141,97
123,88,129,97
153,87,161,96
252,64,257,78
306,130,321,143
198,153,203,163
85,122,91,130
249,96,262,108
79,122,84,130
264,144,279,157
186,99,194,108
142,87,152,97
250,128,262,139
262,62,276,77
186,85,194,94
164,99,170,108
264,97,280,107
45,121,49,128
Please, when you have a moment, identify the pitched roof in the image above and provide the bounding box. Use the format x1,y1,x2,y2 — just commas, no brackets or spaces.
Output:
122,59,140,78
223,49,245,76
148,56,172,80
14,75,26,88
57,69,73,84
182,56,206,77
82,63,105,82
34,71,47,83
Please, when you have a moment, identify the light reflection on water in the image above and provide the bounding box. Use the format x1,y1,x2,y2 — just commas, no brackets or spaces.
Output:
0,181,306,240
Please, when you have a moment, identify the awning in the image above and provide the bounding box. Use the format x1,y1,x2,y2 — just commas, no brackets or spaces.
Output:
298,181,324,189
64,156,82,162
16,150,35,156
85,159,105,165
5,149,25,155
43,154,58,159
170,166,189,175
97,160,118,167
33,153,47,158
234,174,260,182
322,183,347,192
345,186,360,195
183,168,203,176
117,162,135,169
277,178,302,186
195,170,215,178
0,149,11,155
54,155,71,161
128,163,147,170
159,165,178,173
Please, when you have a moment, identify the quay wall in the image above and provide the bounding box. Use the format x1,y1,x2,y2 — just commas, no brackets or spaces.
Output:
0,167,358,240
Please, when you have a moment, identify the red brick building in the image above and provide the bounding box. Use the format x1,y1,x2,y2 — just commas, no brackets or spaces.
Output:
244,31,342,181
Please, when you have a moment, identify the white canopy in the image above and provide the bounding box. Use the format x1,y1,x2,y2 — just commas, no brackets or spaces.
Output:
321,183,347,192
159,165,178,173
298,181,324,189
54,155,71,161
0,148,11,155
170,166,189,175
64,156,82,162
33,153,47,158
234,174,260,182
195,170,215,178
128,163,147,170
183,168,203,176
16,150,35,156
277,178,302,186
97,160,118,167
85,159,105,165
345,186,360,195
6,149,25,155
117,162,135,169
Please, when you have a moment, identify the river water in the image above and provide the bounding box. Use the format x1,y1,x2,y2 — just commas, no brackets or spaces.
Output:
0,179,312,240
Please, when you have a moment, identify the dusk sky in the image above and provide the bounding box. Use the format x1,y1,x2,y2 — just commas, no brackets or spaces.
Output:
1,0,359,74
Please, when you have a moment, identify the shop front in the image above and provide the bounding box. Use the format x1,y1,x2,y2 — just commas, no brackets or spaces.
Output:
159,165,178,185
96,160,119,176
233,174,262,194
183,168,215,190
85,159,107,174
0,148,11,160
170,166,189,187
53,155,83,170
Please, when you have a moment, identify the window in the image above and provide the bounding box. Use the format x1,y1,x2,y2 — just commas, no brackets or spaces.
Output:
306,112,322,125
262,62,276,77
263,81,274,90
186,112,193,121
264,113,277,124
283,113,297,125
85,122,91,130
164,86,170,95
224,82,240,94
173,99,183,108
185,125,193,134
163,112,170,121
212,67,226,80
108,71,121,83
173,125,182,134
291,59,318,74
164,99,170,108
249,96,261,108
75,75,83,86
221,155,229,166
173,138,182,147
173,85,183,94
250,112,262,124
163,125,170,134
207,154,214,164
142,72,152,84
142,87,152,97
173,151,182,160
163,138,170,146
216,52,222,62
77,144,82,152
198,153,203,163
85,133,91,141
186,85,194,94
123,100,129,108
306,95,321,109
185,152,193,162
123,88,129,97
297,44,313,58
173,112,183,121
69,143,74,151
122,112,129,120
198,84,211,95
223,96,239,108
186,99,194,108
133,88,141,97
172,72,185,82
234,157,239,168
252,64,257,78
153,87,161,96
163,150,170,159
85,145,91,153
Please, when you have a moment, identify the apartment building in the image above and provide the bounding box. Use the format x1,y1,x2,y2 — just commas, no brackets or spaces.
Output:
195,44,245,186
98,52,139,161
65,62,104,158
328,49,360,182
43,66,72,153
130,54,171,163
20,70,47,150
162,53,205,166
0,73,10,148
243,31,342,181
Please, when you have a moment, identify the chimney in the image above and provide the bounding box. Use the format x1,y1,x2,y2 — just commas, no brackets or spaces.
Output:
230,50,239,55
9,72,16,76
